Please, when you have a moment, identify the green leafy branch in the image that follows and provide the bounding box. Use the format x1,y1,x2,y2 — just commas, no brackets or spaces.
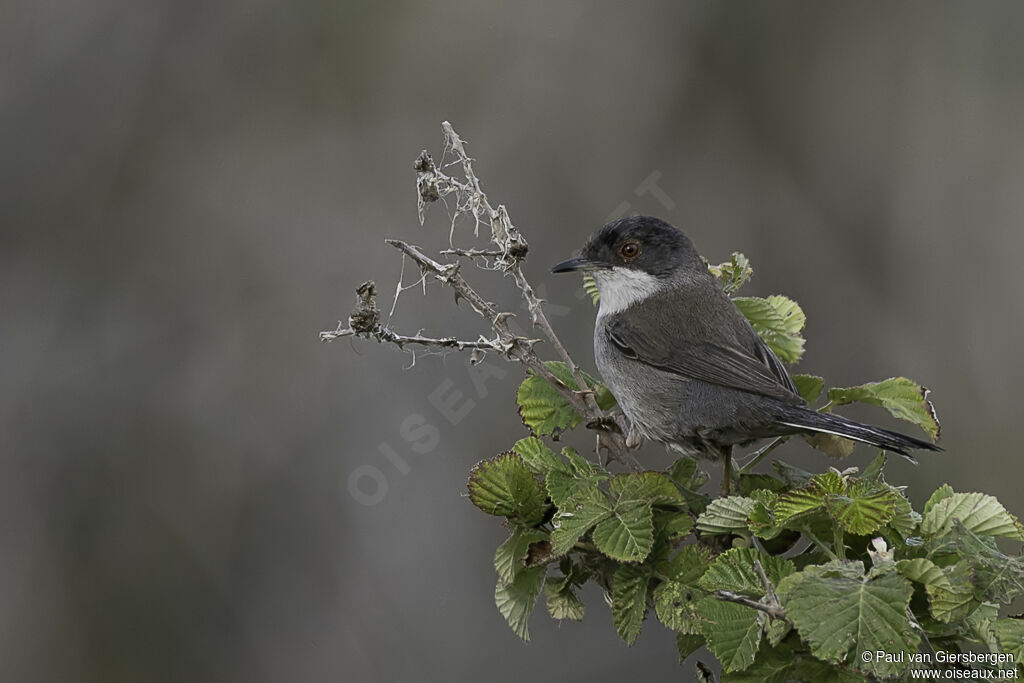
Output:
323,122,1022,681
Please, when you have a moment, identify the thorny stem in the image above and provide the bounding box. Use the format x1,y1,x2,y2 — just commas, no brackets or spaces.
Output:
438,124,603,416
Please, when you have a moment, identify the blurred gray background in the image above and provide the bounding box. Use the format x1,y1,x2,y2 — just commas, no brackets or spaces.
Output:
3,1,1023,681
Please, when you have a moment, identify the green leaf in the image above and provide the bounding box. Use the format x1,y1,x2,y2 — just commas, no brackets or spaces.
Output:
544,576,585,621
613,563,651,645
924,483,954,516
516,361,614,436
777,560,918,678
733,295,806,364
825,480,901,535
792,374,824,404
698,548,795,596
512,436,565,477
676,633,705,664
709,251,753,295
995,618,1024,663
654,509,695,543
611,471,686,507
897,558,976,623
495,528,548,585
696,597,763,672
661,544,714,584
494,565,545,641
468,452,547,525
549,486,613,555
747,490,783,540
545,450,610,508
773,472,844,526
696,496,755,536
929,561,977,623
920,491,1024,541
592,499,655,562
826,377,941,441
887,493,921,541
654,580,707,634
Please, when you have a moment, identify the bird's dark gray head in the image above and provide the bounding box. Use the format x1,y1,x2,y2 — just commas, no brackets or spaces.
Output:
552,216,706,314
552,216,703,277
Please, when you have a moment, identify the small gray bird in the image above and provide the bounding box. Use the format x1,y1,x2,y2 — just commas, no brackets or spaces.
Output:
552,216,939,477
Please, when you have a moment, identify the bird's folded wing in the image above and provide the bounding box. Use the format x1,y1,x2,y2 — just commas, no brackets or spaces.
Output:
605,317,801,403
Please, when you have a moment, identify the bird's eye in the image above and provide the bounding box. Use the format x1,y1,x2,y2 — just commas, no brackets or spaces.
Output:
619,241,641,260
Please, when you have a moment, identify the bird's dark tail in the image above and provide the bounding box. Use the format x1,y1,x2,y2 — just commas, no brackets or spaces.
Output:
778,406,942,459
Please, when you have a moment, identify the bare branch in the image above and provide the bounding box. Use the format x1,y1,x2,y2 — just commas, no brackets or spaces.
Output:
433,122,606,425
713,590,787,620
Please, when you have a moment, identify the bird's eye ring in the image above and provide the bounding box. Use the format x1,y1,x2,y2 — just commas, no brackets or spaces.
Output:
619,241,641,260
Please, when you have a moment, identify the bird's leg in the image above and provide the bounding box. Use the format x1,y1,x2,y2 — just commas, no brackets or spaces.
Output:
721,445,734,496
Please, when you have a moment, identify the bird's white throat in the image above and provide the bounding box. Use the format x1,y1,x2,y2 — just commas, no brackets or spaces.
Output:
593,267,664,317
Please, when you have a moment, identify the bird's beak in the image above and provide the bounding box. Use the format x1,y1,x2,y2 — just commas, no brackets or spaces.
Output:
551,255,597,273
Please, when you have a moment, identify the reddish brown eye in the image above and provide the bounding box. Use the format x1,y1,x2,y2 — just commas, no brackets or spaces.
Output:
619,241,640,260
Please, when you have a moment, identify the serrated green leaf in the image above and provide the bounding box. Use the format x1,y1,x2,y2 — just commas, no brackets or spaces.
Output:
709,251,753,295
747,490,784,540
888,492,921,540
494,565,545,641
792,374,824,405
924,484,955,516
613,563,651,645
512,436,565,477
698,547,795,596
929,561,977,623
897,557,976,623
776,560,918,678
549,486,613,555
897,557,950,589
668,457,709,490
611,471,686,506
921,492,1024,541
655,580,707,634
696,496,756,536
827,377,941,441
696,597,763,672
662,544,714,584
468,452,547,525
774,472,844,525
516,362,615,436
545,461,610,509
544,576,585,621
592,499,655,562
676,633,705,664
733,295,806,364
826,481,901,535
495,528,548,585
995,618,1024,663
